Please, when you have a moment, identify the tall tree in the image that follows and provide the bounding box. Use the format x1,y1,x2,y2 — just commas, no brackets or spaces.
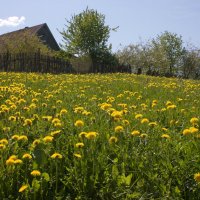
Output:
60,8,113,72
151,31,184,76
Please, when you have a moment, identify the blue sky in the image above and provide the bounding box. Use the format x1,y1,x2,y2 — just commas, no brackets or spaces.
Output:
1,0,200,52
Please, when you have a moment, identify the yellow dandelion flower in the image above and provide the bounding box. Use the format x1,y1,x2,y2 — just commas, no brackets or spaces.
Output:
52,118,61,124
74,120,84,127
109,136,118,144
43,136,53,143
19,185,28,193
74,153,82,159
79,132,87,138
22,153,32,160
8,116,16,121
31,170,41,177
33,139,41,146
18,135,28,141
0,139,8,145
148,122,157,127
12,135,20,140
51,153,63,159
6,159,15,166
75,143,84,148
182,129,191,135
189,127,199,134
0,144,6,150
111,111,123,119
85,132,98,140
122,119,130,125
14,159,23,164
161,134,170,139
190,117,199,125
140,134,148,139
50,130,61,137
194,172,200,183
60,109,68,115
167,105,176,110
114,126,124,133
131,130,140,136
162,128,168,132
135,114,143,119
141,118,149,124
23,119,32,126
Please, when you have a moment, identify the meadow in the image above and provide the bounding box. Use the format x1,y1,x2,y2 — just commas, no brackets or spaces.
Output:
0,72,200,200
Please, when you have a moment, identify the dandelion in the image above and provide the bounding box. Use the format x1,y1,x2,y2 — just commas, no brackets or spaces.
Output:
190,117,199,125
86,132,98,139
141,118,149,124
31,170,41,177
60,109,68,115
189,127,199,134
0,144,6,150
194,172,200,183
74,153,82,159
75,143,84,148
74,120,84,127
43,136,53,143
6,159,15,166
167,105,176,110
131,130,140,136
14,159,23,164
161,134,170,139
33,139,41,146
148,122,157,127
140,134,148,139
19,185,29,193
0,139,8,145
23,119,32,126
50,130,61,137
135,114,143,119
122,119,130,125
182,129,191,135
22,153,32,160
109,136,118,144
79,132,87,138
18,135,28,141
114,126,124,133
51,153,63,159
11,135,20,140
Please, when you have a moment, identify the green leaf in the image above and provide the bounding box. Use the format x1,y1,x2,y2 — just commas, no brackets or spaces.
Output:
112,165,119,179
42,172,50,182
32,179,40,192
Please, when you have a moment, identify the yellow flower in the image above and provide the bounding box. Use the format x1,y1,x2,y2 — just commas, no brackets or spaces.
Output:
14,159,23,164
114,126,124,133
122,119,130,125
0,139,8,145
18,135,28,141
148,122,157,127
86,132,98,140
52,118,61,124
131,130,140,136
161,134,170,139
74,153,82,159
50,130,61,137
31,170,41,177
79,132,87,138
74,120,84,127
0,144,6,150
194,172,200,183
111,111,123,119
182,129,191,135
51,153,63,159
22,153,32,160
43,136,53,143
6,159,15,166
141,118,149,124
23,119,32,126
12,135,20,140
190,117,199,125
135,114,143,119
33,139,41,146
167,105,176,110
8,116,16,121
140,134,148,139
75,143,84,148
109,136,118,144
19,184,28,193
60,109,68,115
189,127,199,134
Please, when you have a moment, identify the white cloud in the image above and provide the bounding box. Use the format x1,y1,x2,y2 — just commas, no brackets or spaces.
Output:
0,16,25,27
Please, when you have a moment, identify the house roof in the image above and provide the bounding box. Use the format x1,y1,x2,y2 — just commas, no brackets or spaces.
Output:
0,23,60,51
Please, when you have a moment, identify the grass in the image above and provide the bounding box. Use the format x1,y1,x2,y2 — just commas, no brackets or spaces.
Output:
0,72,200,199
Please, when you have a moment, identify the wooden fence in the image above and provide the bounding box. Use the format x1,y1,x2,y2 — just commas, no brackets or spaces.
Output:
0,51,74,73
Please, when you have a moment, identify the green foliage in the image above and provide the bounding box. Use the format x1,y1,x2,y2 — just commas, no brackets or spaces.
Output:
60,7,116,72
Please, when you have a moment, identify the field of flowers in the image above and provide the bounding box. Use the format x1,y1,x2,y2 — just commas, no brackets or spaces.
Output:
0,72,200,199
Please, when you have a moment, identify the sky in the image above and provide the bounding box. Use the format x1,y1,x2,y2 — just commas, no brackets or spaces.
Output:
1,0,200,52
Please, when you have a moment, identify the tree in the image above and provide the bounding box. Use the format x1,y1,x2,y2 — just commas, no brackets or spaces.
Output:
151,31,184,76
60,8,113,72
0,31,54,55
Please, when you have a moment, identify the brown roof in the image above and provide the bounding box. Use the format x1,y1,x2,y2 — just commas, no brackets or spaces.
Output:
0,23,45,38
